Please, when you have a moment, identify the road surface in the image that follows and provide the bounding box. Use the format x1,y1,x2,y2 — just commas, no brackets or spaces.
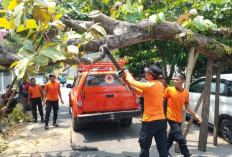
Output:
1,86,232,157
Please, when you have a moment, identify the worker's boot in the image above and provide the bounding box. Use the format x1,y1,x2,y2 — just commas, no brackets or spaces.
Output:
53,120,58,127
40,113,45,122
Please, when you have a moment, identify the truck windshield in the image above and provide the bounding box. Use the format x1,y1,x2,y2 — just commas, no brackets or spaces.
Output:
84,74,120,87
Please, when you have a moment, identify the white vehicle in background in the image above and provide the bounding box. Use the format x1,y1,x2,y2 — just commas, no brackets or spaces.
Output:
33,75,46,89
188,74,232,144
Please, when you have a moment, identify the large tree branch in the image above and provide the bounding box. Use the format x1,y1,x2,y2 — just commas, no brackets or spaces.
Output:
73,20,231,60
1,11,232,67
67,11,231,60
208,27,232,40
0,44,21,67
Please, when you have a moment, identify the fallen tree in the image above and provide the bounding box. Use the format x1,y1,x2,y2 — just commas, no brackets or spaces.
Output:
0,11,231,67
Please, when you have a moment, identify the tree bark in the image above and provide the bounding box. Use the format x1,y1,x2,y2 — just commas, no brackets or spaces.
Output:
198,57,214,152
0,78,22,123
0,44,21,67
213,67,221,146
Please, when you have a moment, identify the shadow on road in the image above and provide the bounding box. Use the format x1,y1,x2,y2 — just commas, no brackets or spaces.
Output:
75,117,142,143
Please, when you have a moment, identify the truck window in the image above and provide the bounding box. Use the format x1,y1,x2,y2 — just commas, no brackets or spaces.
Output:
84,75,120,87
75,75,82,87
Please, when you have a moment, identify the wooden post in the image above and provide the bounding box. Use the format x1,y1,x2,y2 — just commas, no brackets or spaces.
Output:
184,47,199,90
213,67,221,146
175,47,199,152
0,78,22,123
198,57,214,152
184,90,204,137
0,76,17,109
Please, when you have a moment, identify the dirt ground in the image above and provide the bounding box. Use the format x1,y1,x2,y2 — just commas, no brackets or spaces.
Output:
1,117,232,157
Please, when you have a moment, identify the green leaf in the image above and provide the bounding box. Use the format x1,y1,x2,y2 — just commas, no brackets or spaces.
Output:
35,0,55,7
36,55,49,66
13,2,24,27
79,23,87,30
193,16,208,31
124,0,133,12
18,48,31,57
67,33,82,40
2,0,9,10
125,14,138,23
67,45,79,55
204,19,217,29
158,12,165,23
40,47,66,60
0,65,6,69
23,40,34,51
90,23,107,36
14,58,29,78
149,14,158,23
111,10,120,19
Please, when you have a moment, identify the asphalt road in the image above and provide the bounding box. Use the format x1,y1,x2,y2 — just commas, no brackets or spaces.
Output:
1,86,232,157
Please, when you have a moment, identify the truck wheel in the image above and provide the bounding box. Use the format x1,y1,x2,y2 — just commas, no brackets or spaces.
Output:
220,118,232,144
72,117,83,132
120,117,132,127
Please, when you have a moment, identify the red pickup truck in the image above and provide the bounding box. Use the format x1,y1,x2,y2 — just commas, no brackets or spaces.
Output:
68,62,141,131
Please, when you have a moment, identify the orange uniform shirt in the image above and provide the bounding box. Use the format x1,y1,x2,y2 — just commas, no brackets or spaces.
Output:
28,84,43,98
126,74,165,122
163,86,189,123
45,81,60,101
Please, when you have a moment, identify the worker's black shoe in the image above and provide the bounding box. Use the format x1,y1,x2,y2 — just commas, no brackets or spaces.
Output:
33,119,37,123
184,154,192,157
45,125,49,130
168,152,173,157
53,123,59,127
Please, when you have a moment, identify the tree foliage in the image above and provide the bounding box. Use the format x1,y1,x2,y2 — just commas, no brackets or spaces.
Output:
109,0,231,79
0,0,231,80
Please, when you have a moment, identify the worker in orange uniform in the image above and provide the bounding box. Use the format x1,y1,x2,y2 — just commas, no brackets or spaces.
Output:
124,65,168,157
163,73,202,157
43,74,64,130
28,78,44,123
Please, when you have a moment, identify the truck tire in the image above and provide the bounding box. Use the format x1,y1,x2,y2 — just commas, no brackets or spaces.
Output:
72,117,83,132
220,118,232,144
120,117,132,127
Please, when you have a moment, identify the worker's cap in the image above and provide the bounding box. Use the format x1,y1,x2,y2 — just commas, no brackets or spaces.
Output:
49,73,56,77
147,64,162,75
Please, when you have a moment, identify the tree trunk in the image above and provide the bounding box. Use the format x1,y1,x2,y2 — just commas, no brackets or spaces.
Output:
175,47,199,152
213,67,221,146
0,76,17,109
0,78,22,123
198,57,214,152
